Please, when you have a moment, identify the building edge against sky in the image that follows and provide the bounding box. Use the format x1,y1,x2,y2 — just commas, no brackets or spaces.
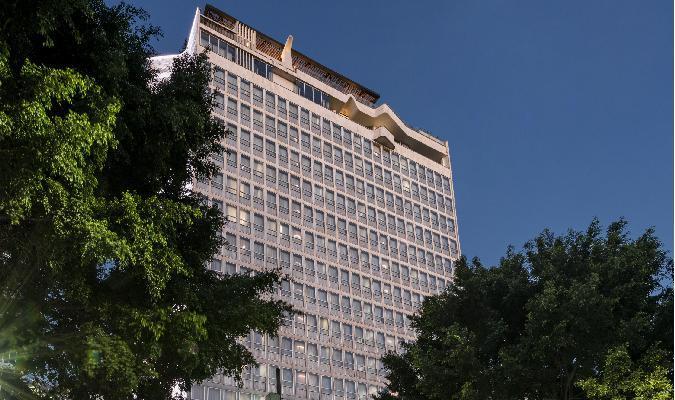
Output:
154,4,461,399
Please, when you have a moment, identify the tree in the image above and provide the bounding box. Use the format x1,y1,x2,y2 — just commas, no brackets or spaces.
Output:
376,220,673,400
0,1,290,398
577,344,672,400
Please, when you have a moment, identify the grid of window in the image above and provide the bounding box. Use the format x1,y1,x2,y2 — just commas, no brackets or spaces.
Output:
193,30,458,400
209,81,458,257
201,30,274,81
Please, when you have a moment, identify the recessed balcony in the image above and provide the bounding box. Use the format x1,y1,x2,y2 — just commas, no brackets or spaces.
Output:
373,126,396,150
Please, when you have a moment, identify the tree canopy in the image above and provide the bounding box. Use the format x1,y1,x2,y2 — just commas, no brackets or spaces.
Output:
376,219,673,400
0,1,290,398
577,344,672,400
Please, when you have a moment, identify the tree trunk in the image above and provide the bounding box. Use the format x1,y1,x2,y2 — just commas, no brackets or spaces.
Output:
562,365,577,400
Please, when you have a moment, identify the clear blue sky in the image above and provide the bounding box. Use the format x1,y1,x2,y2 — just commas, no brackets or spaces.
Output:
128,0,673,266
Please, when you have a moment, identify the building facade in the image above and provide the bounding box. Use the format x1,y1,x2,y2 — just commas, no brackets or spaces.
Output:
156,5,460,400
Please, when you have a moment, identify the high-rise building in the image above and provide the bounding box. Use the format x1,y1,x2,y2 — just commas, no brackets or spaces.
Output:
154,5,460,400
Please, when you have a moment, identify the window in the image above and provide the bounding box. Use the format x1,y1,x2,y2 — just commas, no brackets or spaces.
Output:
253,134,263,152
253,186,264,205
343,129,352,145
363,139,372,155
211,173,223,190
332,123,342,142
305,232,314,250
323,142,332,161
213,92,225,110
382,149,391,165
278,170,289,189
290,174,300,193
240,130,251,150
322,118,331,137
226,73,237,93
365,161,373,176
288,103,298,121
253,86,264,107
335,170,344,186
280,222,290,239
254,241,264,260
300,108,310,129
253,58,273,80
335,148,343,165
226,176,237,195
312,136,322,154
301,131,311,151
253,213,264,232
311,113,321,132
277,97,287,117
297,79,331,108
301,155,311,172
207,388,221,400
253,110,263,131
223,96,236,120
253,160,264,178
304,205,314,224
279,146,288,164
239,209,250,228
239,181,250,200
314,185,323,203
331,347,342,365
302,180,313,198
277,121,287,139
266,190,277,210
265,91,275,111
408,160,417,178
240,103,251,125
265,139,276,159
321,376,332,394
265,115,276,136
266,245,277,264
289,126,299,143
209,258,222,273
240,79,251,101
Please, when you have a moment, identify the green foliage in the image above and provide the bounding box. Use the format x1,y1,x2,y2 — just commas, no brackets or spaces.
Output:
0,1,291,399
376,220,673,400
0,55,119,224
577,345,673,400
